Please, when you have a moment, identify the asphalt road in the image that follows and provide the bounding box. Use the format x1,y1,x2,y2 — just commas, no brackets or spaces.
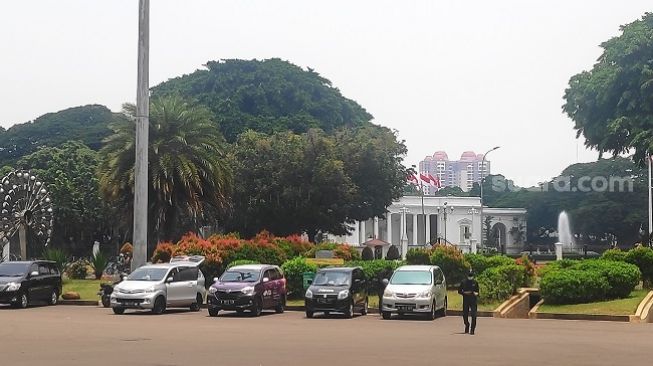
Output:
0,305,650,366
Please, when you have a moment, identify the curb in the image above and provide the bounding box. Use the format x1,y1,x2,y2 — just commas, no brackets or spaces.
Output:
59,300,100,306
528,298,631,322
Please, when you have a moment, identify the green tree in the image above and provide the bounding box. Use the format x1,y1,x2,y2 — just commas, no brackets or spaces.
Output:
563,13,653,164
98,96,232,244
16,141,112,255
152,58,373,142
227,130,355,241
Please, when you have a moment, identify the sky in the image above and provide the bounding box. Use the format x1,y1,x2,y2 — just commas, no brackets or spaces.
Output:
1,0,651,187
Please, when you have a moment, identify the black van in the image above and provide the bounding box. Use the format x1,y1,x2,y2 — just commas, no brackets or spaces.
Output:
0,261,62,308
304,267,368,318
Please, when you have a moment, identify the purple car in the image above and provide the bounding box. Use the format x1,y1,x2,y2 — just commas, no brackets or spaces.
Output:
207,264,287,317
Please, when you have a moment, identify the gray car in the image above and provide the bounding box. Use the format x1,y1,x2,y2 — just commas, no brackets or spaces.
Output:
381,265,447,320
110,256,206,315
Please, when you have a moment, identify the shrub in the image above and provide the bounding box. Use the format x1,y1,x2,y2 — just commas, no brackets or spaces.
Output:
65,259,89,280
429,245,470,285
406,248,431,265
42,248,67,273
477,264,526,303
227,259,260,269
515,255,536,286
230,241,286,265
151,242,175,263
273,235,313,259
464,253,513,275
281,257,317,296
304,243,361,261
90,252,109,280
625,246,653,288
385,245,401,260
573,259,640,298
345,259,403,293
540,269,609,304
601,248,627,262
536,258,577,279
120,242,133,255
362,246,374,261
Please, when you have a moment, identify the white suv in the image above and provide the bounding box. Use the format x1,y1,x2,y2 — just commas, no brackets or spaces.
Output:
381,265,447,320
110,256,206,315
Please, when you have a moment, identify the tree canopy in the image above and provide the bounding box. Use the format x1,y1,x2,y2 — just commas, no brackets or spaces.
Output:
563,13,653,164
152,58,373,142
0,105,115,167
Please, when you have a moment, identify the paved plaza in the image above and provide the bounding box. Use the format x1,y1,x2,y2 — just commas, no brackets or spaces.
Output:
0,306,650,366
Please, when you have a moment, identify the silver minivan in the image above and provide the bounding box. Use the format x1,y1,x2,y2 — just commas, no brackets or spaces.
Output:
110,256,206,315
381,265,447,320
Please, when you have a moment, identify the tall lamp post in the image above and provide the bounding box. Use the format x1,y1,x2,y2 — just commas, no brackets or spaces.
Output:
133,0,150,270
479,146,500,251
436,202,454,245
468,208,479,253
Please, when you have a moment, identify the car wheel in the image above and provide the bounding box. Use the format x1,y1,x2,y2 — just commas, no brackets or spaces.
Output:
152,296,166,315
251,297,263,317
101,296,111,308
438,297,448,317
112,307,125,315
17,293,29,309
275,296,286,314
344,301,354,319
306,311,314,318
427,300,436,320
361,297,368,316
190,294,203,312
48,289,59,306
208,308,219,317
382,311,391,320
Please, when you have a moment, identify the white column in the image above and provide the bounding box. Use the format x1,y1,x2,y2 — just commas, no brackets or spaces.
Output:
400,208,408,257
373,217,379,239
425,214,430,245
359,220,366,244
412,214,418,245
387,213,393,245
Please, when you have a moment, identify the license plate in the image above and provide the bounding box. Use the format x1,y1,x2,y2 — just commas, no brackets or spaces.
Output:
397,305,414,312
220,300,235,305
123,301,137,307
317,298,330,304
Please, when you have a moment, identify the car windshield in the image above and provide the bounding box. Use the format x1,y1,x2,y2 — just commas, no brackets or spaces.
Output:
313,271,350,286
220,270,260,283
0,263,29,277
126,267,168,281
390,271,432,285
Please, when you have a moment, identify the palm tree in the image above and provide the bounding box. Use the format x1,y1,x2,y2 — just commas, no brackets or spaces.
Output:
98,95,232,242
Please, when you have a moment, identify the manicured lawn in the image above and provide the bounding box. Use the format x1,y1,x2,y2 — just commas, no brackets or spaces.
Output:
537,290,649,316
62,279,109,301
288,290,501,312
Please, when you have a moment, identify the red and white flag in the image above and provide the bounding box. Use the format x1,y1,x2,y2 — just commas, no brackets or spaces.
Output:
407,173,419,186
419,173,431,186
428,174,441,189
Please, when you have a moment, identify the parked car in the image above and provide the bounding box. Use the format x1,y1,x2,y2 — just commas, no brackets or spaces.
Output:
0,260,62,308
207,264,286,317
304,267,368,318
110,256,206,315
381,265,447,320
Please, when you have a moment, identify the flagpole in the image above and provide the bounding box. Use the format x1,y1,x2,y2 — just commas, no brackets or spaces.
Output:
421,180,426,245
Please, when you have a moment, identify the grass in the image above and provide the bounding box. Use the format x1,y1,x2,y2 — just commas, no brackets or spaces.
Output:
537,290,649,316
62,279,109,301
288,290,502,312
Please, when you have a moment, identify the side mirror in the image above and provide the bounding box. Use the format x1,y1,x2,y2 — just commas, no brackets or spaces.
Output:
30,271,39,277
262,277,270,283
307,279,313,285
213,277,219,283
382,278,389,286
166,277,173,283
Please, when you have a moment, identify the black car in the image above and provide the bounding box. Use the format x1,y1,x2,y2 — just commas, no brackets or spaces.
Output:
304,267,368,318
0,261,62,308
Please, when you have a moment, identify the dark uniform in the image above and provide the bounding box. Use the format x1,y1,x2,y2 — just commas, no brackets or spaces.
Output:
458,275,479,334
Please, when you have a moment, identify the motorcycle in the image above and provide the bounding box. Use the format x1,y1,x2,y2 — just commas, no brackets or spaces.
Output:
98,273,125,308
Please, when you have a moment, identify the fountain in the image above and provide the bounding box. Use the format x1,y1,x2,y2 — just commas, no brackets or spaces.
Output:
555,211,575,260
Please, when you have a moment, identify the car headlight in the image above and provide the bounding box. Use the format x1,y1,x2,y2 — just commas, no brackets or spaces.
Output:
115,287,125,294
145,287,157,293
418,290,431,299
383,289,394,297
305,289,313,299
241,286,255,296
6,282,21,291
338,289,349,300
208,287,217,294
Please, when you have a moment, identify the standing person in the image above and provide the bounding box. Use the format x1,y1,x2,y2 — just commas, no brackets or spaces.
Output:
458,270,479,335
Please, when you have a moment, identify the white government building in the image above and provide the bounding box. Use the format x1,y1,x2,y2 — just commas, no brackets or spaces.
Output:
331,195,527,257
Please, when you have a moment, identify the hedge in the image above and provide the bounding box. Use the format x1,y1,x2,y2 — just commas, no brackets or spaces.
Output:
464,253,513,275
625,247,653,288
477,264,525,303
429,245,470,285
572,260,640,298
540,269,610,304
345,259,403,293
304,243,361,261
406,248,431,265
281,257,317,296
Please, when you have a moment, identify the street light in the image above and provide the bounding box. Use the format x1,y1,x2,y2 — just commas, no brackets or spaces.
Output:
436,202,454,245
479,146,500,250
